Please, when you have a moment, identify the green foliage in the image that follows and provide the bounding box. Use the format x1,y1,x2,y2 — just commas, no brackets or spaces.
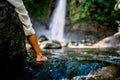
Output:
114,0,120,31
23,0,50,16
68,0,120,30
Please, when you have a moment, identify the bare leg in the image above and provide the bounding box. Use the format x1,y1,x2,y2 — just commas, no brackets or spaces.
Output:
27,34,47,62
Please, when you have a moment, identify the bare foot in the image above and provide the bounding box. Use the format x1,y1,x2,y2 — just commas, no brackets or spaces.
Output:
36,55,47,62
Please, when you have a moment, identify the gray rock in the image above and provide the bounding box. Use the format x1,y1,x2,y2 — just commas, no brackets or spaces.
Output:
93,36,116,48
40,40,62,49
60,41,69,47
38,35,48,42
87,66,120,80
69,41,79,46
93,32,120,48
0,1,27,79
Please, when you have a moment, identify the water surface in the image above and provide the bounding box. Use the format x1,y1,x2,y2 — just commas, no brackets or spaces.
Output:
18,48,120,80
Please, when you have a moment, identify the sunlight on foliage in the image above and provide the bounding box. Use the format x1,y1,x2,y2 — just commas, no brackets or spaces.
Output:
114,0,120,31
68,0,120,30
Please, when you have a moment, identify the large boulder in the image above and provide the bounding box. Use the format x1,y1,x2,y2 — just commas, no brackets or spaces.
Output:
87,66,120,80
40,40,62,49
38,35,48,42
93,36,117,48
93,32,120,48
0,1,27,79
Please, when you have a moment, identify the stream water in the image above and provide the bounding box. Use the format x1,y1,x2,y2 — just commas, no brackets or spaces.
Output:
22,0,120,79
15,48,120,80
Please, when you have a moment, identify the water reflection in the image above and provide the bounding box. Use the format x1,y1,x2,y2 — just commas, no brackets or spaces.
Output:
25,59,107,80
16,48,120,80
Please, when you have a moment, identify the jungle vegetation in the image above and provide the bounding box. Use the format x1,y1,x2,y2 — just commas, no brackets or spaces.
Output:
24,0,120,31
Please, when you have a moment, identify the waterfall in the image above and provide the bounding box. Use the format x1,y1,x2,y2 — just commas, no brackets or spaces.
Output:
49,0,67,41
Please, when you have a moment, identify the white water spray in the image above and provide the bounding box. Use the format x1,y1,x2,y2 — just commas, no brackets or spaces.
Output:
49,0,67,41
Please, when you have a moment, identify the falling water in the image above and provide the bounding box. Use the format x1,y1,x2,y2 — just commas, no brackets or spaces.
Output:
49,0,67,41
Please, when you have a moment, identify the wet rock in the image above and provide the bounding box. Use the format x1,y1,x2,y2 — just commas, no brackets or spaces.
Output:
93,36,116,48
60,41,69,47
93,32,120,48
38,35,48,42
81,36,96,44
40,40,62,49
87,66,120,80
26,43,32,51
114,32,120,47
69,41,79,46
81,38,95,46
0,1,27,79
